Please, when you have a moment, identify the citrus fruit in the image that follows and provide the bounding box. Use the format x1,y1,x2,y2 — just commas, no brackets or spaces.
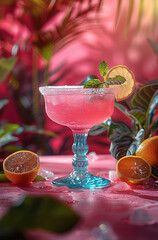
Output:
116,155,151,185
3,150,40,185
105,65,135,101
136,136,158,178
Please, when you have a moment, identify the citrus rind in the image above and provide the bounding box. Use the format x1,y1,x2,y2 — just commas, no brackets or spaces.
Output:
106,65,135,101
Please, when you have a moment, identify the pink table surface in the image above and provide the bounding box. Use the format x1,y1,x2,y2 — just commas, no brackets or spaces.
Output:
0,154,158,240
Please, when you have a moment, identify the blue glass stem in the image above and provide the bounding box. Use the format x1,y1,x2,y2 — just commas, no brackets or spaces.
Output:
72,133,89,173
52,132,111,188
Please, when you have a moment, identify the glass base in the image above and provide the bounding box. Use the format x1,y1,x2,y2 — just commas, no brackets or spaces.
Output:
52,170,110,189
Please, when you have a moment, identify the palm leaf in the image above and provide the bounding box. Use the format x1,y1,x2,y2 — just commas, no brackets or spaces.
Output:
136,0,144,33
115,0,122,26
152,0,157,33
54,0,104,52
126,0,135,35
97,0,104,12
148,39,158,56
61,0,74,30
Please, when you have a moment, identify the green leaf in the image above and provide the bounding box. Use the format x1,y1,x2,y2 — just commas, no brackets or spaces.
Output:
146,89,158,128
148,39,158,56
2,144,21,153
0,134,18,148
34,31,54,62
108,121,133,141
0,57,17,83
126,129,145,156
0,124,21,138
131,82,158,111
0,0,15,4
23,0,46,18
128,109,146,127
89,119,111,136
115,0,122,26
61,2,73,29
126,0,134,35
89,124,107,136
99,61,108,77
37,42,54,63
151,166,158,178
23,125,56,137
0,174,10,183
110,129,144,160
80,75,98,85
0,99,9,110
83,79,103,88
0,195,80,233
110,135,134,160
105,75,126,85
115,102,143,130
135,0,144,33
34,175,45,181
152,0,157,34
151,118,158,134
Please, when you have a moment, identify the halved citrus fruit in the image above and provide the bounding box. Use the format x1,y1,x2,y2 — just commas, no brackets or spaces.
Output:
105,65,135,101
3,150,40,185
116,155,151,185
136,136,158,179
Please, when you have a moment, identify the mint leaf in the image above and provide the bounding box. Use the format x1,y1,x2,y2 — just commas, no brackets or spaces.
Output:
99,61,108,77
84,79,103,88
105,75,126,85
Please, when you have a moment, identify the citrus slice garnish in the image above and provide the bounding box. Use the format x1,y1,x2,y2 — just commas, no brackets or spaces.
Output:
136,136,158,179
116,155,151,185
105,65,135,101
3,150,40,185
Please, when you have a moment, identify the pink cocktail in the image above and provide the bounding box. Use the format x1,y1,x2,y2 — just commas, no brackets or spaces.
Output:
39,86,119,188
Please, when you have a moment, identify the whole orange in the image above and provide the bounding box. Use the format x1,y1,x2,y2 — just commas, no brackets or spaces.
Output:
136,136,158,171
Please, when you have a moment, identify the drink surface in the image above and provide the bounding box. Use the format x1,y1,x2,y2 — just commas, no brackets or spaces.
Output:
43,89,115,132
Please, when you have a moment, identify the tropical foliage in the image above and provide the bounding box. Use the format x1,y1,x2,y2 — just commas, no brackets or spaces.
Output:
0,0,104,155
0,0,157,155
89,79,158,160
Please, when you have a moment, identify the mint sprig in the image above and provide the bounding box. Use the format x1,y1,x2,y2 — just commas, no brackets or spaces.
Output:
83,61,126,88
84,75,126,88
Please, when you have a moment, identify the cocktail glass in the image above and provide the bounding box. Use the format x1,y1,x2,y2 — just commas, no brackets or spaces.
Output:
39,86,119,189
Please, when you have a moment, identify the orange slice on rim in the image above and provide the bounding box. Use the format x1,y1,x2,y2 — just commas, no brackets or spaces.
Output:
3,150,40,185
105,65,135,101
116,155,151,185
